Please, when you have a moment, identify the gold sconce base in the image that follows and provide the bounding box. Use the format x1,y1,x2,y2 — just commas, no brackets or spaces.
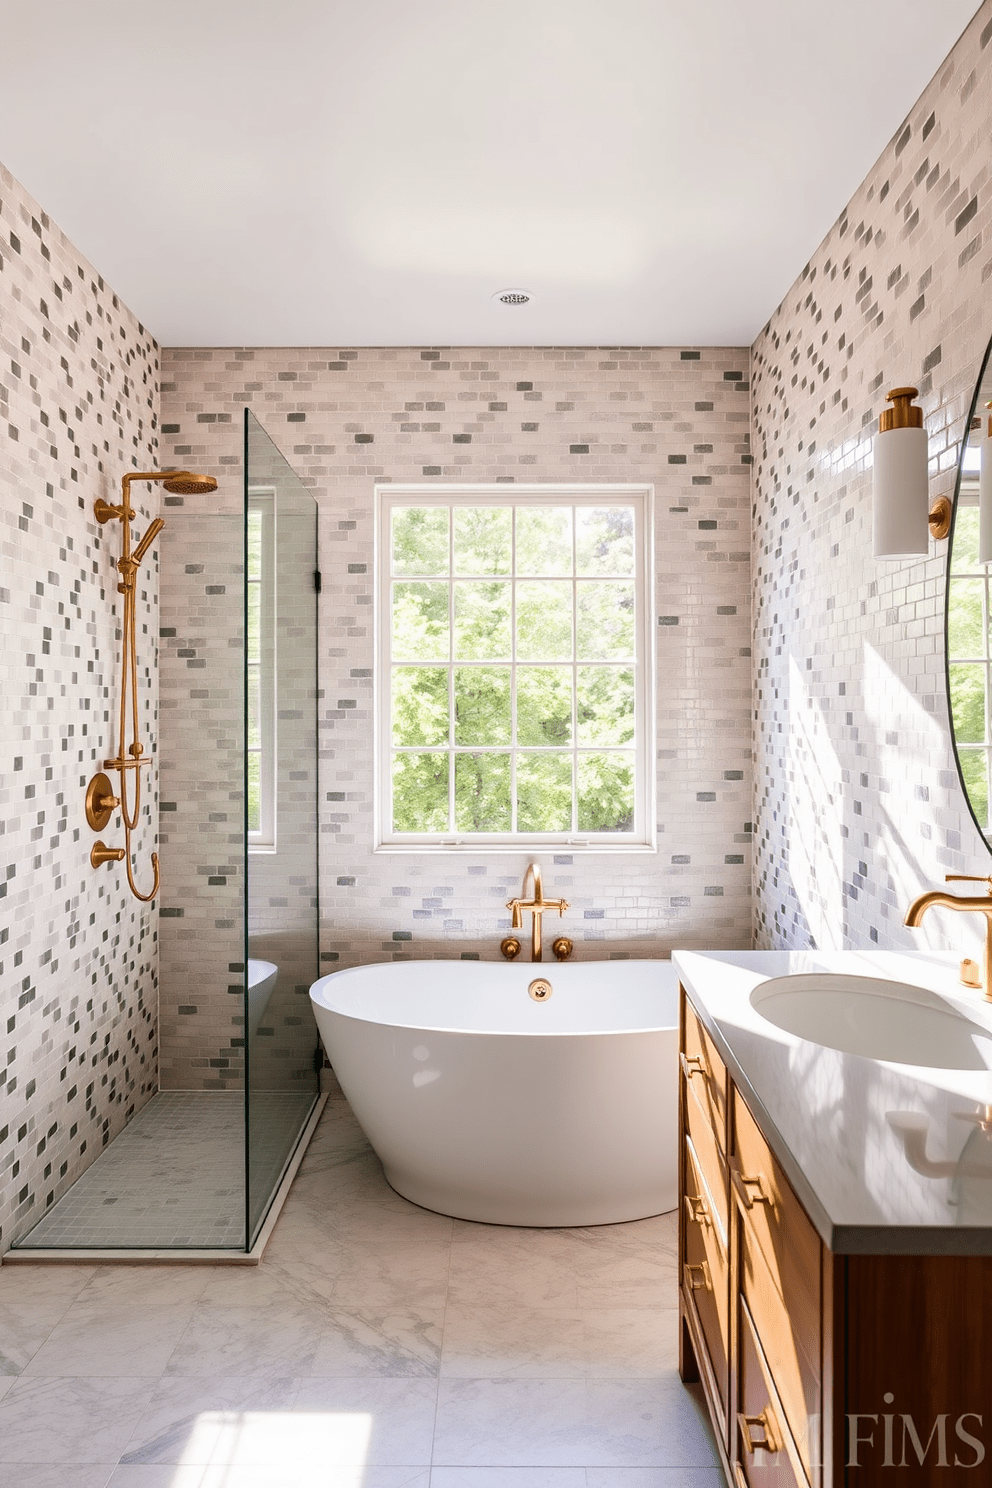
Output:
85,773,120,831
928,495,952,542
91,841,126,869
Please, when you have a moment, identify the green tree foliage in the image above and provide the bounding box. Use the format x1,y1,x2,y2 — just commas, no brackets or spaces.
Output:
389,503,638,834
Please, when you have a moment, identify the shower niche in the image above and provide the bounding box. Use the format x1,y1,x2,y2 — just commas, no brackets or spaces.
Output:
10,411,322,1259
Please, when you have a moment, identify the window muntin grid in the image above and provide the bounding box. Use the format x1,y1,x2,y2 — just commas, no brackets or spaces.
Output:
376,487,654,850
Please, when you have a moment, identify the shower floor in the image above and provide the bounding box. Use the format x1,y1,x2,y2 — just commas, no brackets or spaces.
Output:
14,1088,317,1251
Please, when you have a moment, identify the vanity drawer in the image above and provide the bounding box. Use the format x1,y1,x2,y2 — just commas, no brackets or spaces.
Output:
682,994,728,1147
736,1299,807,1488
733,1090,820,1309
684,1076,729,1238
739,1201,820,1484
683,1136,730,1416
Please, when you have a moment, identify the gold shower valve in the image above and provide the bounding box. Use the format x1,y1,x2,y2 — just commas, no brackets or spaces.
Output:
91,841,126,869
85,773,120,831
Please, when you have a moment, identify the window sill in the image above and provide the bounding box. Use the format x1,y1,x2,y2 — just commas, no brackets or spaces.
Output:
375,840,657,855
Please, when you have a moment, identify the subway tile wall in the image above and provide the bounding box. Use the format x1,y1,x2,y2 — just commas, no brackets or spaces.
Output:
0,162,161,1252
751,1,992,955
159,347,753,999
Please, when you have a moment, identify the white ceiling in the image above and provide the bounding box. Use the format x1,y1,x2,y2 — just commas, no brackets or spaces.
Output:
0,1,982,348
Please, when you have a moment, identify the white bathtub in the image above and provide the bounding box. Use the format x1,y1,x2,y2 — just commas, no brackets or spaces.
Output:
247,958,278,1039
309,959,678,1226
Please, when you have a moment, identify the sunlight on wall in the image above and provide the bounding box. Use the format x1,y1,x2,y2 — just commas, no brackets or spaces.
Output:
787,655,844,950
166,1411,373,1479
863,640,950,921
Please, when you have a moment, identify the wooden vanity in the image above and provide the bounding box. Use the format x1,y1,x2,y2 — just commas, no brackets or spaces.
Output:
678,980,992,1487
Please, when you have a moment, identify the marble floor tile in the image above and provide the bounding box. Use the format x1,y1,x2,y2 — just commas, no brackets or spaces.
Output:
429,1472,586,1487
439,1306,680,1380
0,1375,157,1463
293,1377,438,1465
0,1298,70,1375
163,1302,322,1377
108,1468,430,1488
581,1308,681,1377
22,1302,198,1377
0,1376,15,1403
75,1265,213,1307
119,1374,299,1465
433,1377,718,1468
1,1468,117,1488
0,1264,96,1307
2,1464,117,1488
309,1307,444,1376
440,1306,589,1378
585,1472,727,1486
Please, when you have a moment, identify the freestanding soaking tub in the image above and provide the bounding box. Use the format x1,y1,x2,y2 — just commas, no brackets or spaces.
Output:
309,958,678,1226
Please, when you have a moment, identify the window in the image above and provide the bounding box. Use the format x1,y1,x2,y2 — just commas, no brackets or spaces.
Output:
247,491,276,849
375,484,655,851
948,472,992,830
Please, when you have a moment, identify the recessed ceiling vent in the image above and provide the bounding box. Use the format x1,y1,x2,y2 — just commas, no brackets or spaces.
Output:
493,288,533,306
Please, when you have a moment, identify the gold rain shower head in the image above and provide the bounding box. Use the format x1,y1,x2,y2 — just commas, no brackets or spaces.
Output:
161,471,219,496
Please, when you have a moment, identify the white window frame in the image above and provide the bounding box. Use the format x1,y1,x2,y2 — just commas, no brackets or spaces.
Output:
374,482,656,854
247,488,277,853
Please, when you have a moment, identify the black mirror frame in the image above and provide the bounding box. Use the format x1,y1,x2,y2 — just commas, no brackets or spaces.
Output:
944,330,992,856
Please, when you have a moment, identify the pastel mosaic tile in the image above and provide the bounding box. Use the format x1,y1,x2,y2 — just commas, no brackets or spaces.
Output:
159,348,754,988
0,161,160,1253
751,0,992,956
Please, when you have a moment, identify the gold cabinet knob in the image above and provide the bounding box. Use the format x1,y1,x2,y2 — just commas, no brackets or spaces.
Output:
684,1193,710,1227
738,1407,781,1456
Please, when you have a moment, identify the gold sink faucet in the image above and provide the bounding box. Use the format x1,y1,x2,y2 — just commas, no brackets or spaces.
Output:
904,875,992,999
503,862,570,962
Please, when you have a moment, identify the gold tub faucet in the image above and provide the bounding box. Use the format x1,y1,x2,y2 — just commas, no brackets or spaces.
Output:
904,874,992,999
503,862,570,963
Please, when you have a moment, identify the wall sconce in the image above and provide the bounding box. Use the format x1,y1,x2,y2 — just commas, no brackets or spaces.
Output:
872,386,951,558
980,401,992,565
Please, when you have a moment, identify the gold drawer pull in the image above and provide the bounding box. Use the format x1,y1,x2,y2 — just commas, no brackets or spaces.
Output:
680,1052,705,1080
733,1168,771,1208
684,1193,710,1226
683,1260,711,1292
738,1407,781,1456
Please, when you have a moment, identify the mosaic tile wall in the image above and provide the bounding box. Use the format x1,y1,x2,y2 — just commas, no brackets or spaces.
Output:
0,161,161,1253
158,516,245,1089
160,347,753,991
751,1,992,956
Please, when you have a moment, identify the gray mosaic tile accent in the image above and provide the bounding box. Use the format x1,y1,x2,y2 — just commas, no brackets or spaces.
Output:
751,1,992,955
13,1088,315,1249
160,347,754,976
0,161,160,1253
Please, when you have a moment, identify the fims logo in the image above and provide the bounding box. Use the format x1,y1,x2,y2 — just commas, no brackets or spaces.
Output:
848,1396,985,1469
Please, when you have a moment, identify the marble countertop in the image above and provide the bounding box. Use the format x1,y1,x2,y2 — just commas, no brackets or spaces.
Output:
670,947,992,1255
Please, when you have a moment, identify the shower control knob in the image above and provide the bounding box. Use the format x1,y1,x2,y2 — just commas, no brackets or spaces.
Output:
85,773,120,831
90,841,126,869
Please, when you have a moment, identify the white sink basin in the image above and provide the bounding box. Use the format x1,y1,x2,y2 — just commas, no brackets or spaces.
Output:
750,974,992,1069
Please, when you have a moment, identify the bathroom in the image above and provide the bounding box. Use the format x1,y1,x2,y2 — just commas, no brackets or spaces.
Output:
2,0,992,1481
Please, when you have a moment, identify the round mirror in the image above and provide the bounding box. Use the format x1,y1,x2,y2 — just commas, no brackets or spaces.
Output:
946,335,992,848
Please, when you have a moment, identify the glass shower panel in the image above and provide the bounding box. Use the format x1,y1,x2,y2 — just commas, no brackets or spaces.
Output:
244,410,321,1246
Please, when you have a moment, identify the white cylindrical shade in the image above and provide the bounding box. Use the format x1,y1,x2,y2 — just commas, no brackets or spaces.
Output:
980,431,992,565
872,424,929,558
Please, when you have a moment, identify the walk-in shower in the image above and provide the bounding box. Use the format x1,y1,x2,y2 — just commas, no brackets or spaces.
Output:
9,413,322,1259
